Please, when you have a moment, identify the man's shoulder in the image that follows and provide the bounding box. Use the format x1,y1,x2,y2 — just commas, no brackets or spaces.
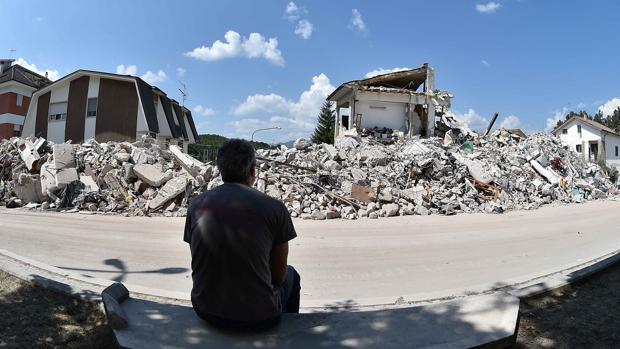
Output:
190,183,286,212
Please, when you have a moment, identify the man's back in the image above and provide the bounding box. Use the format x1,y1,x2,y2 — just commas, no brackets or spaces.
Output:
184,182,296,322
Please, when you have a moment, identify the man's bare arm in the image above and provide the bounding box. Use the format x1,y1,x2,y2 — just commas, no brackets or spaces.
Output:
270,242,288,286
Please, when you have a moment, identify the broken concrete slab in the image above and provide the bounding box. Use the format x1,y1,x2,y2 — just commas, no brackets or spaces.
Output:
52,144,76,169
15,174,43,203
133,164,171,187
149,176,189,210
54,168,79,188
169,145,208,178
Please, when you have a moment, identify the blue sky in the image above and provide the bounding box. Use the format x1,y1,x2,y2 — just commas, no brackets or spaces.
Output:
2,0,620,142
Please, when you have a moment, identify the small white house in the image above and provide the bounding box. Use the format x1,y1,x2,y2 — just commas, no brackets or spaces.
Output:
326,63,452,140
553,116,620,168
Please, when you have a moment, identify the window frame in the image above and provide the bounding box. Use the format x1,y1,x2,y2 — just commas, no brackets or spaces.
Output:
16,94,23,107
86,98,98,118
48,101,68,122
616,146,618,157
576,144,582,153
562,128,567,134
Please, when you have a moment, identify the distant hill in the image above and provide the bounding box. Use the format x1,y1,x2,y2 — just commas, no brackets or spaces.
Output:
280,140,295,148
188,134,273,161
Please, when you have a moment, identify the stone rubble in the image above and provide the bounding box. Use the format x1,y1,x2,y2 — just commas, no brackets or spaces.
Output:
0,136,216,217
0,116,618,220
253,119,618,220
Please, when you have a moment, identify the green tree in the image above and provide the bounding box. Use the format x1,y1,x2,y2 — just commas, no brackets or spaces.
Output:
311,101,335,144
593,110,604,124
606,107,620,133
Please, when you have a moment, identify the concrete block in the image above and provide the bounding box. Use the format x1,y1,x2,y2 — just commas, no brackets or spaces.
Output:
79,175,99,192
52,144,76,169
15,174,43,203
55,168,79,188
169,145,207,178
149,176,188,209
39,162,58,195
19,143,41,171
133,164,171,187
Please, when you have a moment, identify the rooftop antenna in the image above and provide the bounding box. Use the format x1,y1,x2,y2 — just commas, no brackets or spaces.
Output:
8,49,16,59
178,81,188,107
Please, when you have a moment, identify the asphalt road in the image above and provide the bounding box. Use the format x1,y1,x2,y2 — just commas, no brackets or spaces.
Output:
1,200,619,309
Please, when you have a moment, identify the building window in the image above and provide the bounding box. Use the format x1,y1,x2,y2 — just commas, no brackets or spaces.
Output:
616,146,619,157
562,129,567,134
86,98,97,117
48,102,67,122
577,125,582,136
576,144,582,153
13,124,21,137
16,94,23,107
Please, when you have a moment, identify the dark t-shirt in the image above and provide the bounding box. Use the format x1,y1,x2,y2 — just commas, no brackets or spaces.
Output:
184,182,297,322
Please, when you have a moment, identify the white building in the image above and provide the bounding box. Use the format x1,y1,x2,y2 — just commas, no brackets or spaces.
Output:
22,70,198,152
553,116,620,168
326,63,452,140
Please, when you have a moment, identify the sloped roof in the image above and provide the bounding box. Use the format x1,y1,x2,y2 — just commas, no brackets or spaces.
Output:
327,64,429,101
553,116,620,137
0,64,51,89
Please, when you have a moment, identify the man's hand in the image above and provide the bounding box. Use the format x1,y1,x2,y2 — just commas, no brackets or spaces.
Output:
270,242,288,286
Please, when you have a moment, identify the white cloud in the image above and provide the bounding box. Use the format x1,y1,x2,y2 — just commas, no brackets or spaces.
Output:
453,109,489,131
499,115,521,129
193,105,216,117
295,19,314,39
544,107,569,132
476,2,501,14
285,2,300,21
364,67,411,79
185,30,284,66
15,58,60,81
176,67,186,78
481,59,490,66
116,64,137,76
598,98,620,117
349,9,367,32
141,70,167,85
230,73,335,142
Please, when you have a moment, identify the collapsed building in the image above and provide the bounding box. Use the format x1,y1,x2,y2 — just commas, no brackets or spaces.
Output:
327,63,452,140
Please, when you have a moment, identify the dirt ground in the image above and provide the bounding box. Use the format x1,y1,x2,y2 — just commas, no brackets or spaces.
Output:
0,270,116,349
513,261,620,348
1,263,619,348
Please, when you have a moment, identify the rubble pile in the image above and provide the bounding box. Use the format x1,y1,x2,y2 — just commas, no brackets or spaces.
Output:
254,127,617,220
0,118,617,220
0,137,216,216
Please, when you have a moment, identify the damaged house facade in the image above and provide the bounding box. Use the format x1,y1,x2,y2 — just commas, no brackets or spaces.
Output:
553,116,620,168
22,70,198,151
0,59,51,140
326,63,452,140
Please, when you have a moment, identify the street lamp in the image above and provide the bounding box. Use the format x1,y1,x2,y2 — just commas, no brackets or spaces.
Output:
251,126,282,142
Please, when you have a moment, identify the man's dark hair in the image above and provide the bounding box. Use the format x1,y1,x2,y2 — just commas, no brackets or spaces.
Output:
216,139,256,183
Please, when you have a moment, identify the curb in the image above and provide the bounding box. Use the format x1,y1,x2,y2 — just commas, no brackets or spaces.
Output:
1,247,619,309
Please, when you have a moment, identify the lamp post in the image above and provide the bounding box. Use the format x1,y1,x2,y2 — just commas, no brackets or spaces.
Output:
251,126,281,142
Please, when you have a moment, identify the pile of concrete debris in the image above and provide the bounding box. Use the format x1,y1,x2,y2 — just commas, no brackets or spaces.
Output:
254,127,617,220
1,119,617,219
0,137,215,216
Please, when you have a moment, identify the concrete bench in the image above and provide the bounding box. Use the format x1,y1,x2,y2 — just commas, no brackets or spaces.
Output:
102,283,520,349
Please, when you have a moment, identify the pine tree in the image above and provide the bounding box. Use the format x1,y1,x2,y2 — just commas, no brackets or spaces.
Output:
311,101,335,144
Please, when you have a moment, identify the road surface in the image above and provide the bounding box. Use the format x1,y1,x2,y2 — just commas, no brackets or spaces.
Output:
1,200,619,309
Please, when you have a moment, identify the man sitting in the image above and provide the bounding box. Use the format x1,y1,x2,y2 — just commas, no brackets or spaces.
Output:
184,139,301,331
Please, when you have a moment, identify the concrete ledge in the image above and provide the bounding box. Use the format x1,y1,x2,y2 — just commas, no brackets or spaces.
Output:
108,290,520,349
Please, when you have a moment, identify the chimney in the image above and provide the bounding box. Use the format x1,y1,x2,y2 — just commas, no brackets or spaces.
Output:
0,59,15,73
45,72,48,79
